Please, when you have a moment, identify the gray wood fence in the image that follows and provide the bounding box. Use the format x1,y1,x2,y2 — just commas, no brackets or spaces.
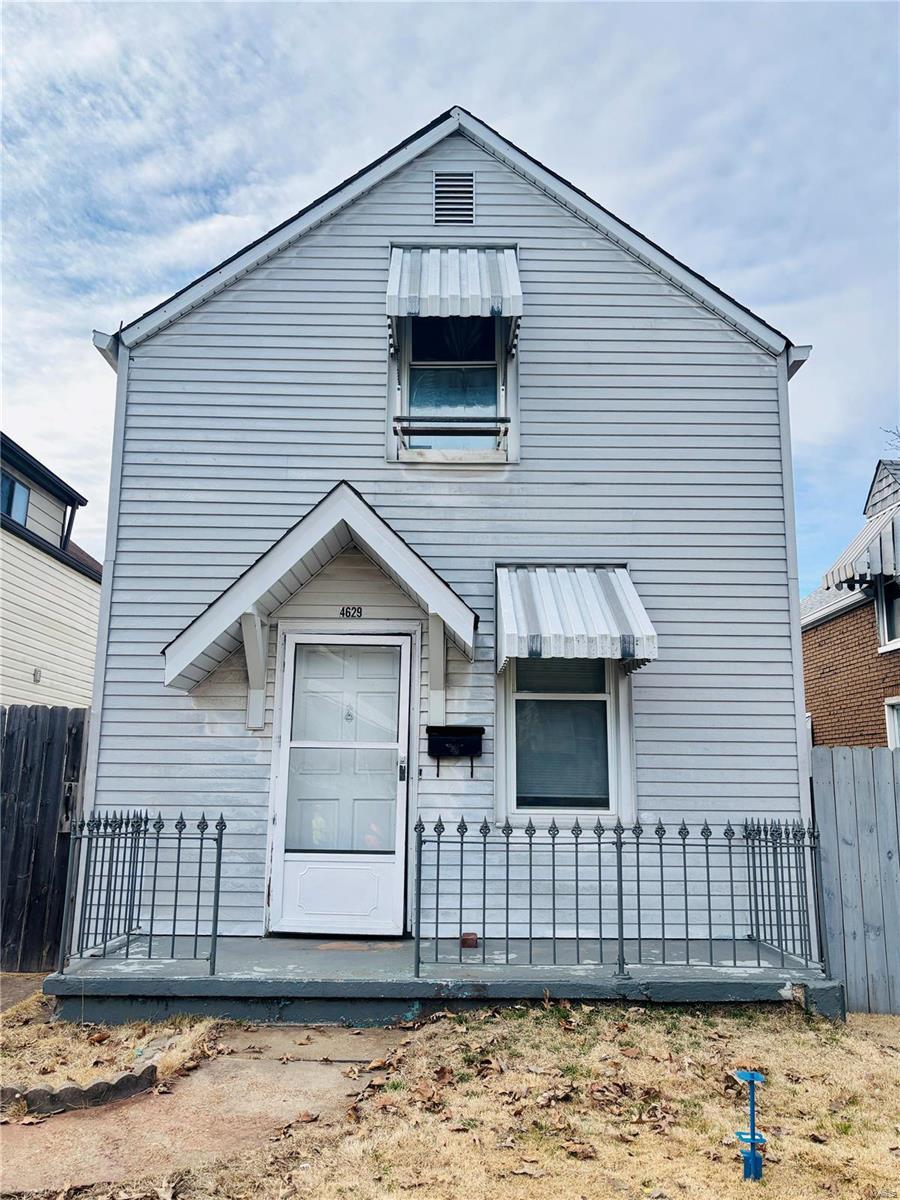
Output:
0,705,88,972
812,746,900,1014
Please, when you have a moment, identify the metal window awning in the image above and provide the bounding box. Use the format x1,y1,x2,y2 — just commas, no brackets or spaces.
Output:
386,246,523,318
823,503,900,589
496,566,658,673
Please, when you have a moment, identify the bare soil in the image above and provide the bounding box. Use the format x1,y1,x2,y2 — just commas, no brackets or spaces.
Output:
2,1004,898,1200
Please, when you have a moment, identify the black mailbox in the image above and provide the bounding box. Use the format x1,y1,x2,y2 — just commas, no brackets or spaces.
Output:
426,725,484,776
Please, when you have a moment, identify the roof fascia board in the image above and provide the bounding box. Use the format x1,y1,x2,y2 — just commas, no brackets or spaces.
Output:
164,482,475,685
120,116,461,349
453,109,788,356
0,435,89,507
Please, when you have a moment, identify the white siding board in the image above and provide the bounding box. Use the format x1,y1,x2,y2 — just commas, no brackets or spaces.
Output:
91,133,802,933
0,529,101,707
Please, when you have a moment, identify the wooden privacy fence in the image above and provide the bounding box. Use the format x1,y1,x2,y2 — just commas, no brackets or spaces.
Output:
1,705,88,972
812,746,900,1014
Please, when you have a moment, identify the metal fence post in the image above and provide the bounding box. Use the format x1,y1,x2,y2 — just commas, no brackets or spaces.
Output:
808,822,831,977
208,815,226,976
614,818,628,978
56,818,82,974
413,818,424,978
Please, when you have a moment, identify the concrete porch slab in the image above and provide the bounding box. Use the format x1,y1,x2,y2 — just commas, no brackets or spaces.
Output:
43,935,844,1023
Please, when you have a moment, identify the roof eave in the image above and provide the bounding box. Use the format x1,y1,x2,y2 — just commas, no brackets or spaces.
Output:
92,330,120,372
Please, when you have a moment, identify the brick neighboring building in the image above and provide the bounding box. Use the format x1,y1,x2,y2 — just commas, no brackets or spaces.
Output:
801,587,900,746
801,460,900,748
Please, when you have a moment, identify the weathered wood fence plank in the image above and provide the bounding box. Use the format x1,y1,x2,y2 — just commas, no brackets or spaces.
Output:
0,705,87,972
813,745,900,1014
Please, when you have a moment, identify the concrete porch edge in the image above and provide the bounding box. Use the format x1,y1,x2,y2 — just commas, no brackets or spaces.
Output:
43,969,845,1024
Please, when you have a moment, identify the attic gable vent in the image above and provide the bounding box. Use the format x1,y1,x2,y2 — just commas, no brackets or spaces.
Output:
433,172,475,224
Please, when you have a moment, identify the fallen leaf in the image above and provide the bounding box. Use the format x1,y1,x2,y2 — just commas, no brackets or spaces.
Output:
366,1058,387,1071
562,1141,597,1160
434,1065,454,1085
809,1132,829,1144
20,1114,48,1125
88,1031,110,1045
296,1111,318,1123
620,1047,640,1059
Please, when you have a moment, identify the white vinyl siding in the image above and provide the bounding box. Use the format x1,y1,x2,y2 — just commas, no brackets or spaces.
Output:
0,528,100,707
92,132,800,933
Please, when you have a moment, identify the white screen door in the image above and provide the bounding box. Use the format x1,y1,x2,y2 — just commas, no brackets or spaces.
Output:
270,634,411,934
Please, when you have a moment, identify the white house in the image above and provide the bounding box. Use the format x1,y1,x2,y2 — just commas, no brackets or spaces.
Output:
51,109,829,1016
0,434,102,709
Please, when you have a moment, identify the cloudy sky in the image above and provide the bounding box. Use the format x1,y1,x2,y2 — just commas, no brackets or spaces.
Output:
2,0,897,591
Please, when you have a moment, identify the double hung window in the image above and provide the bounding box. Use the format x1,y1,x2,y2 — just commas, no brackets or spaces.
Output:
511,658,612,812
407,317,500,450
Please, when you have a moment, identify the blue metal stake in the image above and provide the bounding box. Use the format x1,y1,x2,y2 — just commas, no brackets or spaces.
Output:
735,1070,766,1182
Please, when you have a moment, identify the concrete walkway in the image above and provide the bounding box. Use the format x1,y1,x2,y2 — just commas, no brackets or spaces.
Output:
1,1024,397,1194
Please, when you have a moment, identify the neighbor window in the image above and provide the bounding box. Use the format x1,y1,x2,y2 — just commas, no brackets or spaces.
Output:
406,317,500,450
1,471,29,525
886,698,900,749
878,577,900,648
511,658,611,811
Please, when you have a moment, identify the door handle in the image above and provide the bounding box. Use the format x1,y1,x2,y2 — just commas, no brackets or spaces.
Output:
398,756,407,782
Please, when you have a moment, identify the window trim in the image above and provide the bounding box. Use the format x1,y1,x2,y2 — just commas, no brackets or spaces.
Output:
496,658,636,827
875,576,900,653
0,469,30,526
885,697,900,749
388,315,519,465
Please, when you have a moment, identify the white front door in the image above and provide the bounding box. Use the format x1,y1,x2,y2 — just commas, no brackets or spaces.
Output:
270,633,411,934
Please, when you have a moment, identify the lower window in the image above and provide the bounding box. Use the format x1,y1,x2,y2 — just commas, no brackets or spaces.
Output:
511,658,611,812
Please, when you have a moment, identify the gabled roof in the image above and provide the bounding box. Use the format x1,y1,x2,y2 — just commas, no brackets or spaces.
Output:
864,459,900,516
163,481,477,691
96,107,799,364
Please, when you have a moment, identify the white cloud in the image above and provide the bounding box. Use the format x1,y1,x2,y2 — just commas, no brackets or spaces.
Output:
2,0,897,583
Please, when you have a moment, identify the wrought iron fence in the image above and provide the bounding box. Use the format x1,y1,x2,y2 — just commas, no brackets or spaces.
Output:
58,810,226,975
413,816,825,977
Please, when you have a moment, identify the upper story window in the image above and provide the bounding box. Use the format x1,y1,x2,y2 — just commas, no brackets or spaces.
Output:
407,317,501,450
1,470,29,525
877,577,900,650
386,246,523,464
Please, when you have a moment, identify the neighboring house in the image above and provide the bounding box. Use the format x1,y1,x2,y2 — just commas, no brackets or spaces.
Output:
802,460,900,747
0,434,102,708
49,108,838,1018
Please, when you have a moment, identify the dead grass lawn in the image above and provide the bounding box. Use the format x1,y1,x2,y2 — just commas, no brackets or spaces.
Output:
1,992,224,1093
13,1001,899,1200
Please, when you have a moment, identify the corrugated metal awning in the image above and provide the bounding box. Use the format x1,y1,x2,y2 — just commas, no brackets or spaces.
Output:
496,566,658,673
386,247,523,318
823,503,900,590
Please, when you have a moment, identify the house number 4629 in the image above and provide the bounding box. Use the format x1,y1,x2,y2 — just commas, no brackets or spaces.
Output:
339,605,363,618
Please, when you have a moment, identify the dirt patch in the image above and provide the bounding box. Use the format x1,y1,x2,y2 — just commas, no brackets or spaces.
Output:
0,1024,397,1194
1,992,223,1094
0,975,46,1014
3,1006,899,1200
